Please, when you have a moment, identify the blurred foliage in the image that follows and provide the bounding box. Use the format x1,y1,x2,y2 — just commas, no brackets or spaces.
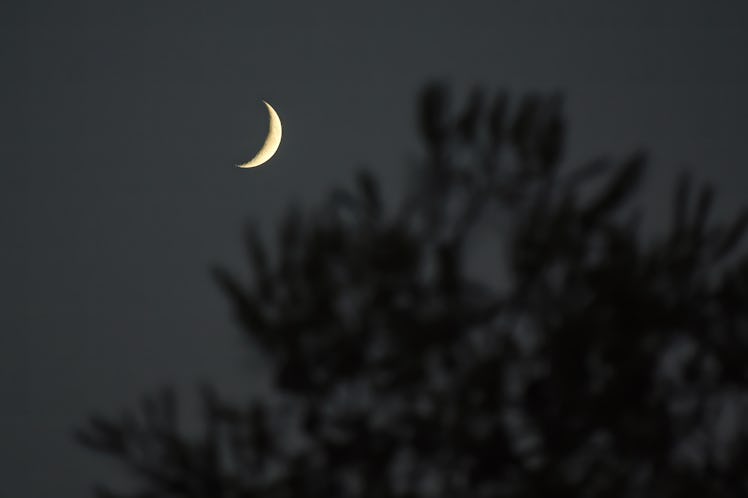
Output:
78,83,748,498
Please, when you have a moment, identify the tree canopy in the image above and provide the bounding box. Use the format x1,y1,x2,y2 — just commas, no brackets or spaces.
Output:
78,83,748,498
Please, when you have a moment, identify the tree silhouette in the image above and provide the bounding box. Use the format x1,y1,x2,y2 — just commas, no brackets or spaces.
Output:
78,83,748,498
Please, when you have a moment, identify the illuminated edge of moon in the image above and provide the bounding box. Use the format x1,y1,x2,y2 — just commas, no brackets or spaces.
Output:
237,100,282,169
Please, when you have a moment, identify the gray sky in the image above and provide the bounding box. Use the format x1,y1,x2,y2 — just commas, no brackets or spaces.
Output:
2,1,748,496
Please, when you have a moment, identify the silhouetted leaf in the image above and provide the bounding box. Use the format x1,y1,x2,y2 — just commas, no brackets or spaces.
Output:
419,82,450,149
672,171,692,240
456,87,484,142
538,94,565,171
211,266,267,335
488,91,509,147
357,169,382,219
714,208,748,259
511,95,540,160
582,152,646,224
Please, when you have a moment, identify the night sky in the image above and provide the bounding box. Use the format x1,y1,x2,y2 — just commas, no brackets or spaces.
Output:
3,2,748,496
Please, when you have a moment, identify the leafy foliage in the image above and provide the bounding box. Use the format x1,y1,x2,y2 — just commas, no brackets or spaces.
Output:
78,83,748,498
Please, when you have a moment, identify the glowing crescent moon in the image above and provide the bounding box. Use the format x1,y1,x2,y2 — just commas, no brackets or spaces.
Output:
238,100,282,169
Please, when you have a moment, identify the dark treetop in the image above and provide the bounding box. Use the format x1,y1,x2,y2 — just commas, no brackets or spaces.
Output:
78,83,748,498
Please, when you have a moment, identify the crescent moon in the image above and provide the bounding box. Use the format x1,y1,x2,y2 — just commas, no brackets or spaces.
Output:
238,100,282,169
